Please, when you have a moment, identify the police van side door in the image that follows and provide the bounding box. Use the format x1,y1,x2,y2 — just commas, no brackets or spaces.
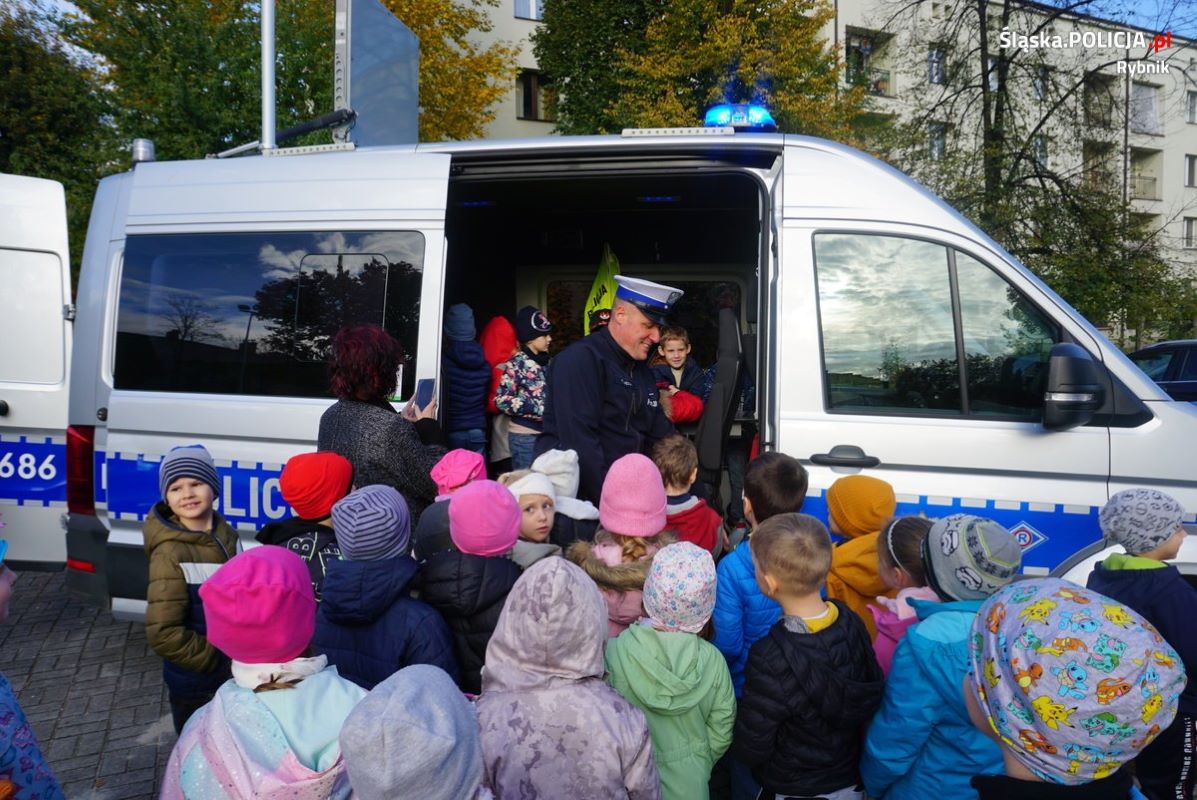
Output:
777,221,1112,574
0,175,72,565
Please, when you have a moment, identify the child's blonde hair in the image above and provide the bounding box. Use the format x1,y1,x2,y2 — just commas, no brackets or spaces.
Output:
497,469,533,487
597,528,671,563
750,513,831,594
651,435,697,490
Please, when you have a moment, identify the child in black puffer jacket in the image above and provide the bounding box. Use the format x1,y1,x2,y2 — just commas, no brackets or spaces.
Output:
732,512,884,799
419,479,522,694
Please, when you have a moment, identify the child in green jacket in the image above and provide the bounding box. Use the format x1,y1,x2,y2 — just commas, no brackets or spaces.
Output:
606,541,736,800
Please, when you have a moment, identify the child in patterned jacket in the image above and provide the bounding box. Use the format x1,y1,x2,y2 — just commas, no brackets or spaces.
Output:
494,305,554,470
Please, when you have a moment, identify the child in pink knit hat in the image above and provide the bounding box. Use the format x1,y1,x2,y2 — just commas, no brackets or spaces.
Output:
419,480,524,694
163,547,366,796
431,449,486,499
567,454,676,637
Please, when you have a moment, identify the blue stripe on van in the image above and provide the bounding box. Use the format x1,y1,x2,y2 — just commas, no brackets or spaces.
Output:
0,436,67,506
103,452,291,529
800,492,1102,573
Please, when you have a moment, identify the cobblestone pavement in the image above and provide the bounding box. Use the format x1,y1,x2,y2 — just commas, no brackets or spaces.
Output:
1,570,171,799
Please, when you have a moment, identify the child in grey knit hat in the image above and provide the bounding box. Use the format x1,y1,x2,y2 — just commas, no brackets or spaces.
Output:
1086,488,1197,800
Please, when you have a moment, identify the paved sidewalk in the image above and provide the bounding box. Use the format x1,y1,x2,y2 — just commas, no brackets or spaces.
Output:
1,570,172,799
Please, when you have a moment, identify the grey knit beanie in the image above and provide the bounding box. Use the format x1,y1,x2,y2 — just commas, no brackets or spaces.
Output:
158,445,220,500
1100,488,1186,555
340,664,486,800
331,485,411,561
922,514,1021,601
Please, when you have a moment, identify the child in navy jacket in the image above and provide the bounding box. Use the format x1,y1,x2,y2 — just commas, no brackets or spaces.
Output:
1086,488,1197,800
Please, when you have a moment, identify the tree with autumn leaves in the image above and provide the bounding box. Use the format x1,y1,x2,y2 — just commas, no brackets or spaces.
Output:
60,0,517,153
534,0,864,138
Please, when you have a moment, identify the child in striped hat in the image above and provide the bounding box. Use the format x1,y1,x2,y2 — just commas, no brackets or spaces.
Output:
143,444,239,734
311,485,458,690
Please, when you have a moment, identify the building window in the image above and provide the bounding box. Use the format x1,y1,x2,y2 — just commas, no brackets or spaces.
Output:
985,54,1000,91
1188,91,1197,124
1032,65,1050,101
1031,135,1048,171
518,70,555,122
928,47,945,84
1130,82,1162,135
514,0,543,20
929,122,947,160
1187,155,1197,187
1185,218,1197,249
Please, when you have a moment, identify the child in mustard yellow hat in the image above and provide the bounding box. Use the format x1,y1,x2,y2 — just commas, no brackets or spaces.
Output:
825,475,897,638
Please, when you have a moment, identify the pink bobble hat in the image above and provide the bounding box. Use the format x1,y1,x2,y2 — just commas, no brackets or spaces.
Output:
599,453,667,538
449,479,521,557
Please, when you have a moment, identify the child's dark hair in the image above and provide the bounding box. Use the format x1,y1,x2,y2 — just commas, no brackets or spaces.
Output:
743,452,808,524
877,516,933,585
749,513,831,594
652,435,697,490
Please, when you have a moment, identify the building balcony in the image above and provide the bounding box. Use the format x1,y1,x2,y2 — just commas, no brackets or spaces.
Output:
847,66,894,97
1130,174,1159,201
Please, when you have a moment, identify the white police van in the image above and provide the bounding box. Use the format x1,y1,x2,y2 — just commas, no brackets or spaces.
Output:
36,130,1196,615
0,175,73,568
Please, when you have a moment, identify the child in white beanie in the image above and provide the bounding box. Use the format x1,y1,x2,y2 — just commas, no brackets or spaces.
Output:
499,469,563,569
530,449,599,546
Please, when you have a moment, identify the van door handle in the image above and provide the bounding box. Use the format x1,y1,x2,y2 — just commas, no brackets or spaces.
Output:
0,399,8,416
809,445,880,468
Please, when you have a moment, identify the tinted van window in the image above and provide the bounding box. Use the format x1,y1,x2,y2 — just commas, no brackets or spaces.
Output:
115,231,425,398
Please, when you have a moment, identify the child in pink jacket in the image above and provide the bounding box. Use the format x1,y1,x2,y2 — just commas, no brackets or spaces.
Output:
567,454,675,637
867,516,937,675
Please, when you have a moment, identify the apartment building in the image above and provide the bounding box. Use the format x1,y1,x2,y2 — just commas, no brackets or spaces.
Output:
476,1,1197,277
835,0,1197,277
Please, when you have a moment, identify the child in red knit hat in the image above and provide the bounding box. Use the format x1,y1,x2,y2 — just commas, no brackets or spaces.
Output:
567,454,676,637
256,451,353,601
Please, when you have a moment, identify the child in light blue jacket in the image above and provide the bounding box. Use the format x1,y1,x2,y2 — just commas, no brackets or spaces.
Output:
861,515,1018,800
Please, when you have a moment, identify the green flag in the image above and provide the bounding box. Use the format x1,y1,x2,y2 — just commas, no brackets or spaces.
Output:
584,243,620,335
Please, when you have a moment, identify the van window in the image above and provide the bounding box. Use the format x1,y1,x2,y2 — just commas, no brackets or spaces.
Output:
0,249,65,384
815,234,961,414
955,251,1056,418
115,231,425,398
815,233,1059,419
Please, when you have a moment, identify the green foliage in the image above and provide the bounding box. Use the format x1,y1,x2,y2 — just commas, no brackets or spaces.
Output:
1,5,113,276
532,0,668,134
62,0,333,160
535,0,862,136
610,0,864,137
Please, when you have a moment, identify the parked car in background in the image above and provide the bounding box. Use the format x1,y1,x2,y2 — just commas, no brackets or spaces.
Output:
1129,340,1197,401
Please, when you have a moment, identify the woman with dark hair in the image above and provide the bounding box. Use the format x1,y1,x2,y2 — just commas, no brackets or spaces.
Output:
318,325,447,524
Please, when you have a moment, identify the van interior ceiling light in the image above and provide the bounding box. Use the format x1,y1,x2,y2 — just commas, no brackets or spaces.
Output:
703,103,777,132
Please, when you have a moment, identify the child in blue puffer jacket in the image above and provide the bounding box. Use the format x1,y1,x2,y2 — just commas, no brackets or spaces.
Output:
860,515,1020,800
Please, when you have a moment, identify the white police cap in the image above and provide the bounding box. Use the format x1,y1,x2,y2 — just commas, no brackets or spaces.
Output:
614,276,684,326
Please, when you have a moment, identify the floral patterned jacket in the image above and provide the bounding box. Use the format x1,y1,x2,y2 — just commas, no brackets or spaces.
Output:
0,672,64,799
494,349,547,430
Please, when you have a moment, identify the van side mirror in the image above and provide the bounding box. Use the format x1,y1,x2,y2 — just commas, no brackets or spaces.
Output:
1043,343,1104,430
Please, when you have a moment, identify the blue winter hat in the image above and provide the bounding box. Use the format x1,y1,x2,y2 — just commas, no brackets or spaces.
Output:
159,445,220,500
444,303,476,342
332,485,411,561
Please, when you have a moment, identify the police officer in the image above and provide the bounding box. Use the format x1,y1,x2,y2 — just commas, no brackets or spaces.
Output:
535,276,683,505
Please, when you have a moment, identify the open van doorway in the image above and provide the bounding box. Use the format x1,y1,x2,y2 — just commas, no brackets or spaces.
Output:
441,153,776,516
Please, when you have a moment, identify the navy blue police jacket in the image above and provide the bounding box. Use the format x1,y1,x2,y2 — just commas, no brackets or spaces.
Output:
536,326,674,504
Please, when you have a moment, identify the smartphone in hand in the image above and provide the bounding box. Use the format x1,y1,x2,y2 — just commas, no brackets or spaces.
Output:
414,378,436,410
